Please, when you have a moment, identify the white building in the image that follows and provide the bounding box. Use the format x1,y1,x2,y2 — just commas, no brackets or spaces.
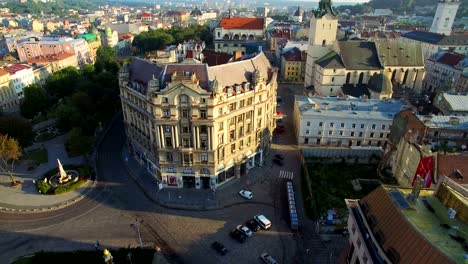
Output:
213,17,265,55
65,38,91,66
304,0,338,88
4,64,35,99
423,51,467,92
293,95,408,147
429,0,461,35
401,31,468,60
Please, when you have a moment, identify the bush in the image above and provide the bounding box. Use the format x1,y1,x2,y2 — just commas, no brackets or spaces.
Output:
54,179,86,195
36,179,51,194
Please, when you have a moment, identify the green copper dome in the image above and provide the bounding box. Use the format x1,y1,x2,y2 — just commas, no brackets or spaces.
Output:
314,0,338,18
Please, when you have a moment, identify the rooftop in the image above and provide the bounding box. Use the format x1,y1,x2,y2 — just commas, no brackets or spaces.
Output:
438,153,468,186
440,93,468,112
376,41,424,67
338,41,382,70
27,52,75,63
295,95,406,120
315,51,345,69
349,186,464,263
282,47,303,62
218,17,264,30
4,64,31,74
416,115,468,130
433,52,466,67
402,31,468,46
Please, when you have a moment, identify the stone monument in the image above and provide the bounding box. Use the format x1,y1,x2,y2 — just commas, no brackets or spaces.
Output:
57,159,72,184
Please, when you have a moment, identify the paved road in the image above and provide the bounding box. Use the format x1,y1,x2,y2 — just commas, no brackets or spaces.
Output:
0,83,342,264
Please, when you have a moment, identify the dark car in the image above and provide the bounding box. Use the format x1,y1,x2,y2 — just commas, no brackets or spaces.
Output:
246,219,261,232
211,241,228,255
229,229,247,243
273,158,284,166
276,123,285,134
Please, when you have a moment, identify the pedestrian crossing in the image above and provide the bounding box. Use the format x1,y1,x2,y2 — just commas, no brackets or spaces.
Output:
279,170,294,180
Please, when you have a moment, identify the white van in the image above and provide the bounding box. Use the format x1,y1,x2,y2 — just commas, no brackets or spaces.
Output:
254,214,271,230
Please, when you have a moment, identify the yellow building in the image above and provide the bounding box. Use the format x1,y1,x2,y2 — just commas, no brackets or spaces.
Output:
28,53,78,73
119,53,278,189
0,69,19,112
31,19,44,32
280,47,306,82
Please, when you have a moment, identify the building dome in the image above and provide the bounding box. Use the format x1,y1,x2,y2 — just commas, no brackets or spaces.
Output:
105,26,112,37
369,73,392,94
191,7,202,16
294,6,304,17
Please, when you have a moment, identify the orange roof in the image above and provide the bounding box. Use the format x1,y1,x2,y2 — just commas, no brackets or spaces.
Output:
437,153,468,184
0,69,9,77
219,17,264,30
4,64,31,74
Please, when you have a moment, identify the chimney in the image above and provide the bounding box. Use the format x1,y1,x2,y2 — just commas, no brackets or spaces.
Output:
234,50,242,61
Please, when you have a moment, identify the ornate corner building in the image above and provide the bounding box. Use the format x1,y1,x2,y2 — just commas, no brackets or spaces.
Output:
119,52,278,189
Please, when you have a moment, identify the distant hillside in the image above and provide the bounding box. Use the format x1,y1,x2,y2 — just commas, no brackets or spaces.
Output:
337,0,467,17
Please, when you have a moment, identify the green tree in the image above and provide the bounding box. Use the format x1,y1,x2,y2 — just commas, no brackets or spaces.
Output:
20,84,50,119
54,102,81,132
45,66,81,100
0,134,21,186
0,116,33,148
95,46,118,73
66,127,94,157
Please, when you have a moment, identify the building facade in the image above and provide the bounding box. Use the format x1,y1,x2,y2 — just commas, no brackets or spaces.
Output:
120,52,277,189
294,95,407,147
423,51,467,93
401,31,468,59
280,47,306,82
4,64,34,99
27,52,78,72
213,17,265,55
0,69,18,112
429,0,460,35
433,93,468,115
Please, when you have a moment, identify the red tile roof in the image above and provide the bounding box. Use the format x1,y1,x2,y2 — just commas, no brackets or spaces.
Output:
0,69,9,77
437,153,468,184
218,17,264,30
202,49,233,66
27,53,75,63
360,187,453,264
4,64,31,74
141,13,151,18
436,52,465,67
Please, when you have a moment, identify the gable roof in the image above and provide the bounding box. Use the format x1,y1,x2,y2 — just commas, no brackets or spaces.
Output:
360,187,454,264
4,64,31,74
402,31,468,46
376,41,424,67
282,47,303,62
218,17,264,30
129,58,164,85
315,51,345,69
202,49,233,66
162,63,210,90
434,52,465,67
338,41,382,70
208,52,271,88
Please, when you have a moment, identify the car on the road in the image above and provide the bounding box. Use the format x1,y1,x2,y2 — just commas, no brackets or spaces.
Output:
276,123,285,134
260,253,279,264
254,214,272,230
273,158,284,166
236,224,253,237
211,241,228,255
229,229,247,243
246,219,261,232
238,190,253,200
276,96,282,103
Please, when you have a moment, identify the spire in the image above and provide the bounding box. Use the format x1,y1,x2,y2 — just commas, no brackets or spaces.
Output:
314,0,338,18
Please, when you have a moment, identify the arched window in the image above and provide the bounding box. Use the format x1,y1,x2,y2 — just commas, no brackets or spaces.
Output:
233,34,239,40
391,69,397,81
223,34,229,39
403,69,409,84
322,39,326,46
346,73,351,84
358,72,364,84
248,34,254,40
200,168,210,175
241,34,247,40
179,94,189,104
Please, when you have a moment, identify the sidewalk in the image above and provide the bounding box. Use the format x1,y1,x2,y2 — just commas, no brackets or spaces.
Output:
122,145,278,211
0,134,90,212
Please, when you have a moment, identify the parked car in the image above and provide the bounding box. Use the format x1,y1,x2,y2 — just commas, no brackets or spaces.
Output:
211,241,228,255
236,224,253,237
239,190,253,199
246,219,261,232
260,253,279,264
276,96,282,103
273,158,284,166
276,123,285,134
229,229,247,243
254,214,272,230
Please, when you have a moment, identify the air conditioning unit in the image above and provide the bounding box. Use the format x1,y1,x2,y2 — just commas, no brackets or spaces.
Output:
448,208,457,219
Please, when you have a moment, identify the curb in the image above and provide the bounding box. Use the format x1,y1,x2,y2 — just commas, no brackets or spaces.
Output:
0,112,121,214
121,148,274,212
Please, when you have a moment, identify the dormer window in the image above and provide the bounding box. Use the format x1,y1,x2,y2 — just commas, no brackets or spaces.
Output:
200,98,206,104
162,97,168,103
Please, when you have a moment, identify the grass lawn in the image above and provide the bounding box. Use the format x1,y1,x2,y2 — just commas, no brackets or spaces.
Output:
303,162,390,220
23,149,48,165
12,248,155,264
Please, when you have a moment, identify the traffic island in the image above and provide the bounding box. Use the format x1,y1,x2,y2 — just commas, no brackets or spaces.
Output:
35,164,93,195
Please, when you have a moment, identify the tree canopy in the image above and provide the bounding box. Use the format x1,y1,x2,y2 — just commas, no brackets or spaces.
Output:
20,84,49,119
132,25,213,53
0,116,33,148
5,0,104,16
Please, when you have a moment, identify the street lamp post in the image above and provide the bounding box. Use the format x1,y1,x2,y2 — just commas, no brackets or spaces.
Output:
131,219,144,248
